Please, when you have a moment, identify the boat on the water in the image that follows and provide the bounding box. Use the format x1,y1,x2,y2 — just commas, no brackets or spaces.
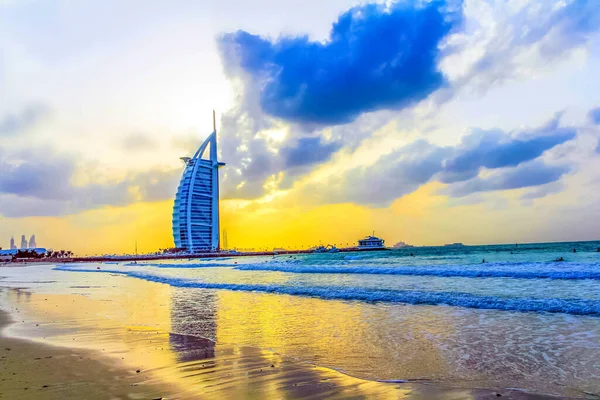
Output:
444,242,465,248
313,245,339,253
357,235,386,250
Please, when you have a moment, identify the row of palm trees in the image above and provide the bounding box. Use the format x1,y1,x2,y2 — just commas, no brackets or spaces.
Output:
45,250,74,258
10,249,73,260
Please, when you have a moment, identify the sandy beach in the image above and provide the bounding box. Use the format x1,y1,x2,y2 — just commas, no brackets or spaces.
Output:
0,309,170,399
0,263,577,400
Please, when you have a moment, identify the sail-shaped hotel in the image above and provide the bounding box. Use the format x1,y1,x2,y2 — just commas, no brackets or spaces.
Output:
172,113,225,252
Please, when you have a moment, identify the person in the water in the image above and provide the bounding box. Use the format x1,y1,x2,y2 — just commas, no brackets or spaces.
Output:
482,259,486,263
555,257,565,262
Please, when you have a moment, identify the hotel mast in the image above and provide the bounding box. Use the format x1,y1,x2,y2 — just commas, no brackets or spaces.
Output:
172,111,225,252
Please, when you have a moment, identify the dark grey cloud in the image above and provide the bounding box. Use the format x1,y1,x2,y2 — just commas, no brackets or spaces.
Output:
439,115,575,183
280,137,342,169
0,148,74,200
0,146,181,217
0,104,50,136
0,195,70,218
440,161,570,198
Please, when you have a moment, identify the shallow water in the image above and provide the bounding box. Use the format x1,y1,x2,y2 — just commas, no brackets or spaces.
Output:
1,241,600,397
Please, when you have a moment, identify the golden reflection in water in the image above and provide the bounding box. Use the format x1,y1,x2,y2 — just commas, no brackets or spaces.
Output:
2,275,473,399
213,290,452,381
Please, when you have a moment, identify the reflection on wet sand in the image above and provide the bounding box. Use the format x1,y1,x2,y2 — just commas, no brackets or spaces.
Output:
210,290,453,381
1,275,561,399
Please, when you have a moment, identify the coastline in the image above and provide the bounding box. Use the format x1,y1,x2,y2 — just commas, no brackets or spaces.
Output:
0,282,575,400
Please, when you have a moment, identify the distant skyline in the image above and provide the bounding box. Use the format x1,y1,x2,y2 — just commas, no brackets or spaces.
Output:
1,0,600,255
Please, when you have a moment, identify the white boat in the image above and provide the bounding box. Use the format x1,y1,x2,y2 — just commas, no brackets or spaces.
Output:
313,245,339,253
357,235,385,250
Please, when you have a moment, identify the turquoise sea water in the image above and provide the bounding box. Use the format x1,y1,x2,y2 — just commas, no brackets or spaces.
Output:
2,240,600,397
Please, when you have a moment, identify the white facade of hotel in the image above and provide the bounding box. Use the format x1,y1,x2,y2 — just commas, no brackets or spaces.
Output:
172,128,225,252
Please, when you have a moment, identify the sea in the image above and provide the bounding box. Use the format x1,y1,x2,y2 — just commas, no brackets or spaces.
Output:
1,240,600,398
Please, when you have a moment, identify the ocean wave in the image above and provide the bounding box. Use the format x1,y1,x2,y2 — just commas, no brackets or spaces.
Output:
233,262,600,280
123,262,231,268
53,266,600,316
117,260,600,280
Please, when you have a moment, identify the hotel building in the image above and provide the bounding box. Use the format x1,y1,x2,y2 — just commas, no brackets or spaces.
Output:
172,115,225,252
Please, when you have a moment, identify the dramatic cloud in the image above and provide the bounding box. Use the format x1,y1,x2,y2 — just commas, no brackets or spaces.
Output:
0,104,50,136
440,161,570,198
0,147,180,217
296,114,576,206
215,0,600,204
304,140,450,206
280,137,342,168
219,0,462,125
217,102,394,199
439,115,575,183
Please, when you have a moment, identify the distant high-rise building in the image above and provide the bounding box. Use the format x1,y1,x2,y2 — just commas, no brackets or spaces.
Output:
29,234,37,249
10,236,16,250
20,235,27,249
172,112,225,252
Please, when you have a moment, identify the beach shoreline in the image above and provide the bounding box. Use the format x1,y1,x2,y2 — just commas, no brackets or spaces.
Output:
0,282,577,400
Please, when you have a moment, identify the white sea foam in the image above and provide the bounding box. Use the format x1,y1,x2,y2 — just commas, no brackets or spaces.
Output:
53,265,600,316
234,261,600,280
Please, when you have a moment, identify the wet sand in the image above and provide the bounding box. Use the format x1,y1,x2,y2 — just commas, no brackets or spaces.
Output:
0,283,573,399
0,310,170,399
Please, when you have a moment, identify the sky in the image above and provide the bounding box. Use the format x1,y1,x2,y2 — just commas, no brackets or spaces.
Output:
1,0,600,255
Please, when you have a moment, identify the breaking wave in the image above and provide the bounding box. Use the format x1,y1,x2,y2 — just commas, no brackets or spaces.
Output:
53,266,600,316
119,260,600,281
233,262,600,280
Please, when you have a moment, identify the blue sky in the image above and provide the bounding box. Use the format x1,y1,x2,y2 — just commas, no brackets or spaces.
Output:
1,0,599,253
